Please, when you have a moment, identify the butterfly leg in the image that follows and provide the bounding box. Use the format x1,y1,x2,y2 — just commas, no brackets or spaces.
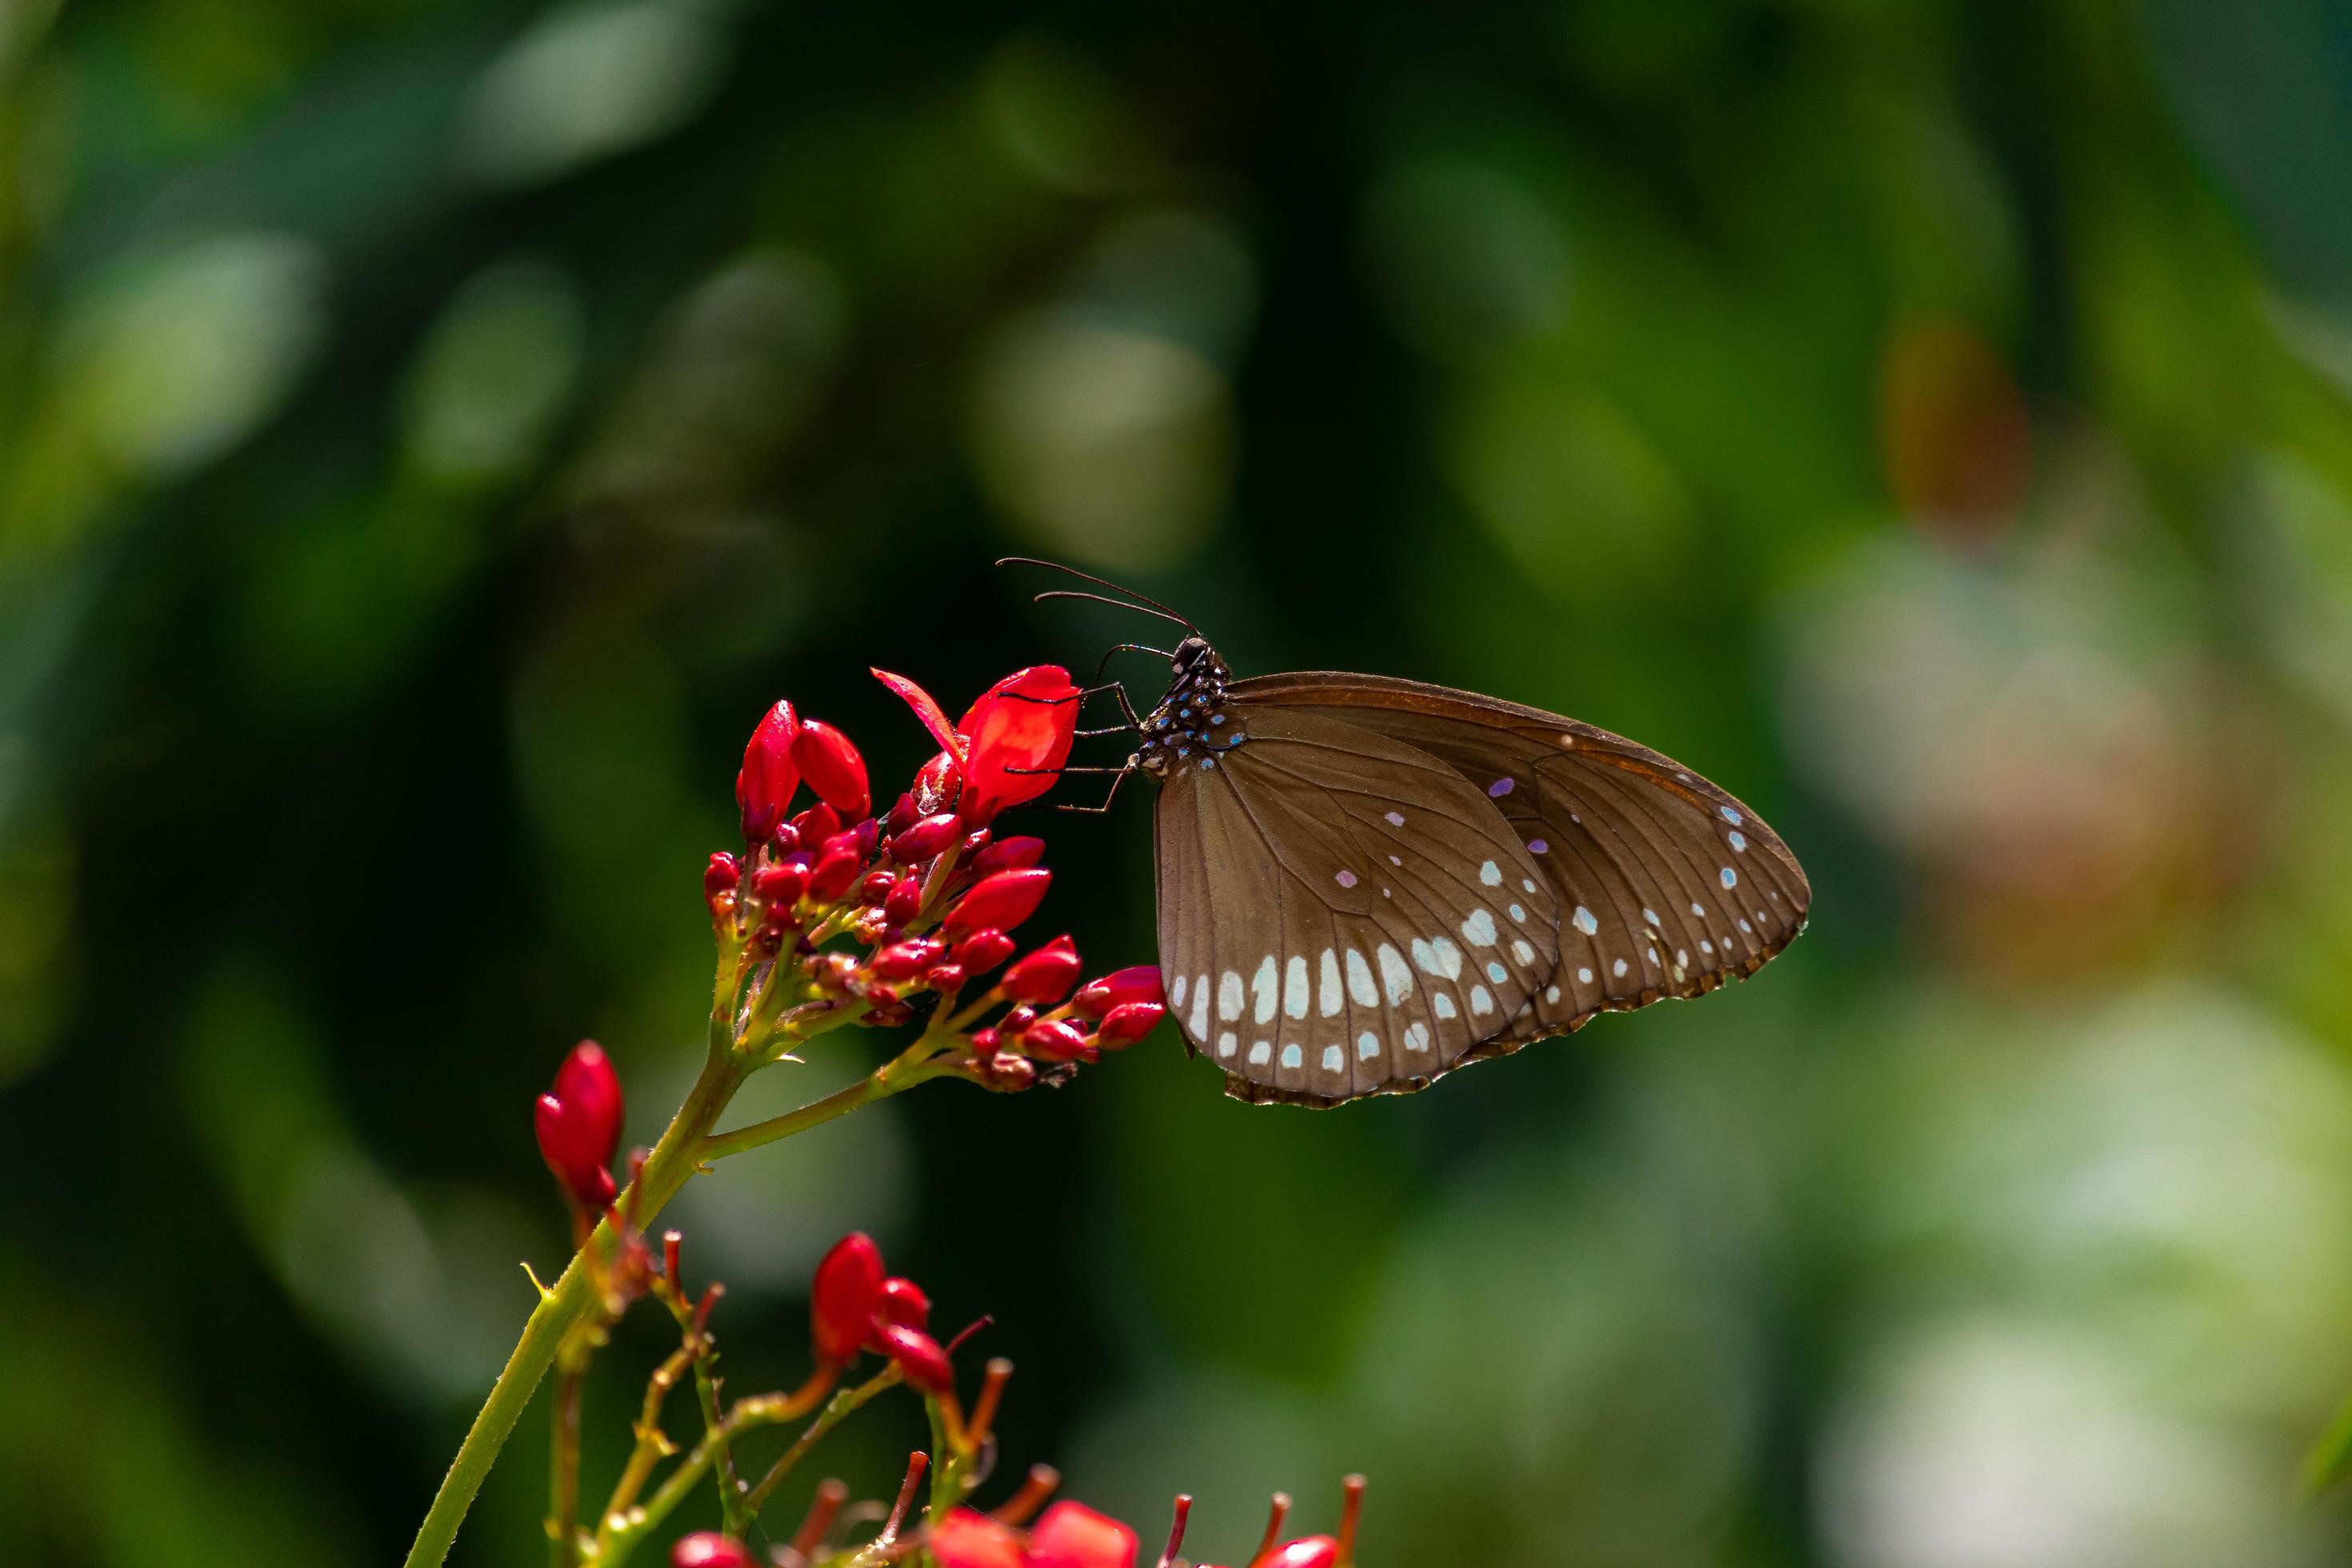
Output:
1043,764,1138,814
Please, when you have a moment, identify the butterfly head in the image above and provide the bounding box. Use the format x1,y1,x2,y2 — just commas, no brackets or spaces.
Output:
1134,637,1234,779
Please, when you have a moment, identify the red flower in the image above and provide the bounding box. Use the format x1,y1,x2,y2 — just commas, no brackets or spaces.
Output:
1094,1002,1163,1047
928,1509,1028,1568
735,701,801,846
956,666,1082,826
946,869,1052,936
810,1232,885,1366
535,1041,622,1210
1071,966,1164,1019
1028,1501,1138,1568
791,718,870,820
1002,935,1083,1005
878,1321,954,1394
670,1533,754,1568
1254,1538,1338,1568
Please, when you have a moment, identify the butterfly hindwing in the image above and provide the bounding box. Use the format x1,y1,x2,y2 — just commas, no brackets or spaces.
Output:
1231,672,1810,1050
1154,702,1562,1106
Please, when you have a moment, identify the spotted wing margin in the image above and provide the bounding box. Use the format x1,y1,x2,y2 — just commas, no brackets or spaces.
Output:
1154,702,1561,1107
1233,671,1810,1050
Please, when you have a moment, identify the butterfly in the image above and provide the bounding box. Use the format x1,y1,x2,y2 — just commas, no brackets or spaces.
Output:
1004,560,1813,1108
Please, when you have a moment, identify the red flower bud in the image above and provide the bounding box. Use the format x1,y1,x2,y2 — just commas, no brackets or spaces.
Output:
927,1508,1026,1568
945,869,1051,936
808,844,862,901
882,791,919,835
790,802,841,846
1003,1005,1038,1034
884,876,924,926
1258,1538,1339,1568
791,718,870,819
1001,935,1082,1005
754,861,807,906
534,1041,623,1211
925,962,966,994
810,1232,885,1366
868,938,946,981
915,749,964,814
953,930,1017,974
860,869,899,906
956,666,1082,826
1072,965,1165,1019
703,851,740,907
671,1533,755,1568
1029,1501,1140,1568
878,1322,954,1394
876,1274,930,1334
735,701,801,846
970,1026,1002,1054
970,835,1046,874
890,811,962,864
1094,1001,1163,1047
1021,1018,1092,1062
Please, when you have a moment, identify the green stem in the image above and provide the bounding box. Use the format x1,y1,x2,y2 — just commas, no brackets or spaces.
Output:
550,1366,583,1567
683,1323,749,1535
402,1029,746,1568
742,1366,904,1515
599,1388,812,1568
700,1052,950,1163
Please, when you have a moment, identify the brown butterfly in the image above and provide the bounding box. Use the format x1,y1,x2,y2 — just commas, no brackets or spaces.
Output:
1006,560,1812,1108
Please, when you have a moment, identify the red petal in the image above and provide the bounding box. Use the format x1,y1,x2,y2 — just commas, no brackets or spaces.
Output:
872,668,968,766
1029,1500,1140,1568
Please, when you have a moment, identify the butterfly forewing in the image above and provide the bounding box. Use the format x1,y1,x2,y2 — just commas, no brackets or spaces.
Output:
1154,702,1562,1106
1230,672,1810,1050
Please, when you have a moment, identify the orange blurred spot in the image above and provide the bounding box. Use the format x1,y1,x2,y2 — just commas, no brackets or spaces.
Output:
1878,318,2032,540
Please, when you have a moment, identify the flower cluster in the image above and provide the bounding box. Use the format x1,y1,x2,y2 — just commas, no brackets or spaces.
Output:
458,666,1366,1568
700,666,1165,1089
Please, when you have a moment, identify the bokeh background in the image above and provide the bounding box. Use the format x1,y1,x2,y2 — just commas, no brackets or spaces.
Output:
10,0,2352,1563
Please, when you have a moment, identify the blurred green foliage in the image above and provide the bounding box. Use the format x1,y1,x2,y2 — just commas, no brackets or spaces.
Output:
10,0,2352,1563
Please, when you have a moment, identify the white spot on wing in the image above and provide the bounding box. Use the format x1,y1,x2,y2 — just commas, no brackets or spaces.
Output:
1461,909,1498,946
1318,949,1342,1018
1433,993,1457,1020
1721,867,1738,889
1613,958,1626,977
1171,974,1188,1008
1321,1045,1343,1072
1721,806,1742,825
1356,1030,1380,1060
1218,970,1243,1022
1470,985,1494,1015
1377,944,1413,1003
1384,810,1405,826
1281,1044,1302,1069
1188,977,1210,1039
1217,1031,1236,1058
1728,830,1747,852
1252,955,1278,1023
1479,860,1502,886
1249,1041,1270,1065
1486,962,1507,982
1404,1022,1430,1051
1577,966,1594,983
1283,955,1309,1019
1346,949,1379,1006
1510,939,1535,964
1573,906,1598,936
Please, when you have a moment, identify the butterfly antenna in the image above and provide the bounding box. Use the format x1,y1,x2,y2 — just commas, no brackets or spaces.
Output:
994,556,1201,634
1030,589,1197,633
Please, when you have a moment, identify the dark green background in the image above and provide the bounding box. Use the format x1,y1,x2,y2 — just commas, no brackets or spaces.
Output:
10,1,2352,1563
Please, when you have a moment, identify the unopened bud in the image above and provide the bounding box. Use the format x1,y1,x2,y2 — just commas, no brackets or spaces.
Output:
869,938,946,981
884,877,924,926
876,1275,930,1334
878,1322,954,1395
970,835,1046,874
943,869,1051,936
890,812,962,864
1001,935,1082,1005
671,1531,756,1568
790,802,841,846
1094,1001,1164,1047
925,962,966,994
953,930,1016,974
1021,1018,1091,1062
1258,1538,1340,1568
811,1233,884,1366
754,861,808,906
735,702,800,847
1072,965,1165,1019
808,845,862,902
791,718,870,819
